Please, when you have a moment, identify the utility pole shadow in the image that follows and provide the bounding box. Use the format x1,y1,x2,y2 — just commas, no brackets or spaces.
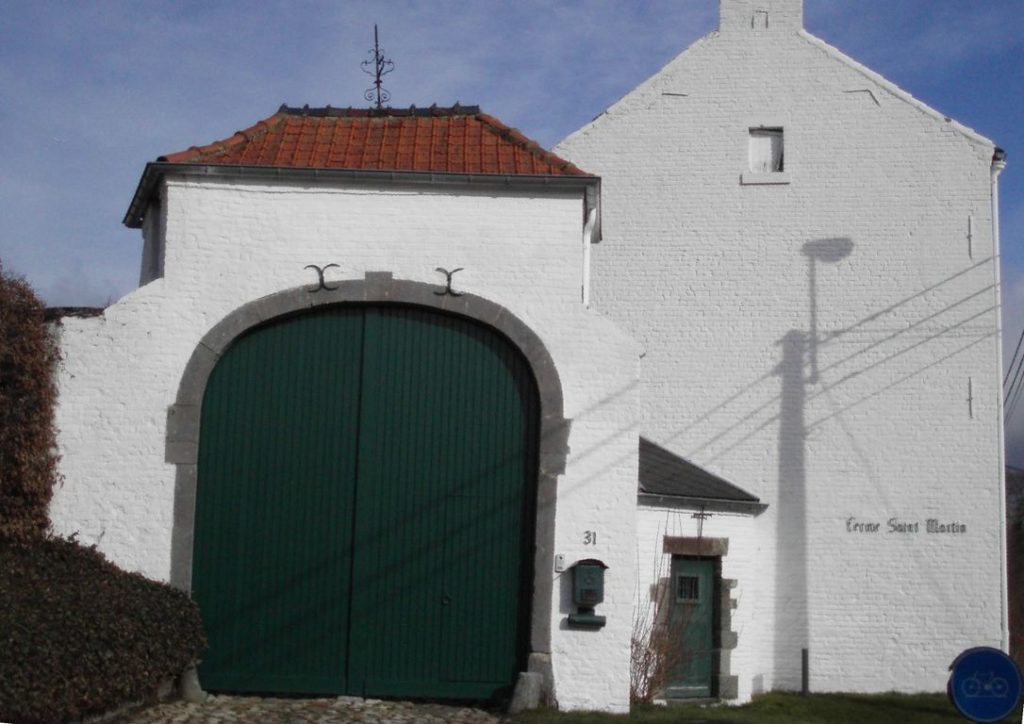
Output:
772,238,852,688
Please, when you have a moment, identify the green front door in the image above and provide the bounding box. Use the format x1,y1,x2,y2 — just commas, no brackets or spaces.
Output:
665,557,715,699
191,305,538,700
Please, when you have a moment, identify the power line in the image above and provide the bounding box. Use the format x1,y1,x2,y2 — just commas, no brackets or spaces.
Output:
1004,323,1024,387
1005,355,1024,409
1007,358,1024,423
1003,323,1024,424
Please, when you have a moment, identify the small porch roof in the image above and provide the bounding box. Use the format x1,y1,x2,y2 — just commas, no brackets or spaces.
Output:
638,437,767,514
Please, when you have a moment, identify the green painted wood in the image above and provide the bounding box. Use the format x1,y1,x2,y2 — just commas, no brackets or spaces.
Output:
193,309,365,693
192,305,537,700
351,307,538,699
666,557,715,699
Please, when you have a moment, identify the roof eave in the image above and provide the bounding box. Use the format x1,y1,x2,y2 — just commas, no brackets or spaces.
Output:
638,491,769,515
124,162,599,229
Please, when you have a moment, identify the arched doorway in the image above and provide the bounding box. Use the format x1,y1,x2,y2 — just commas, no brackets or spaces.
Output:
190,303,540,699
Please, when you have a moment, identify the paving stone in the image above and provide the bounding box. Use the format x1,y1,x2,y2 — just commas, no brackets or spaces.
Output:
116,695,508,723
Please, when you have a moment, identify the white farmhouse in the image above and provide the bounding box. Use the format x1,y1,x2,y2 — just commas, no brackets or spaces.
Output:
47,0,1006,713
556,0,1008,704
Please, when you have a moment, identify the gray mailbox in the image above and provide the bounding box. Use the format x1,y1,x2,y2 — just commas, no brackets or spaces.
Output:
568,558,608,628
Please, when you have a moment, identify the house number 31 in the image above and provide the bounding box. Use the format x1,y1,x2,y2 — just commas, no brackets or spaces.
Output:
583,530,597,545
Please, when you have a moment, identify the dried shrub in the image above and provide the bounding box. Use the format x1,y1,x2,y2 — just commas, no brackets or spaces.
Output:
631,572,693,704
0,261,206,722
0,259,59,541
0,536,206,724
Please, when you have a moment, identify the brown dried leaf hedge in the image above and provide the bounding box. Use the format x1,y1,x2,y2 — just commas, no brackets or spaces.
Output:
0,259,59,540
0,536,206,724
0,260,206,722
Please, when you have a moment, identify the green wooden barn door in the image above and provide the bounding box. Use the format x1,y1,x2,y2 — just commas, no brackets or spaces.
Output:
192,305,538,699
192,308,365,694
350,307,538,699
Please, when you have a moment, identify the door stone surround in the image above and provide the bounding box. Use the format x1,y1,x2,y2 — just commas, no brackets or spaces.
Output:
662,536,739,700
166,272,570,693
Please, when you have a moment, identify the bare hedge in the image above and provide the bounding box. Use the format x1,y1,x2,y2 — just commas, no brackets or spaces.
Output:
0,260,59,541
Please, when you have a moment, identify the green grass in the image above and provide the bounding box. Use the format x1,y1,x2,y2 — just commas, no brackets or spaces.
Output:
513,691,1024,723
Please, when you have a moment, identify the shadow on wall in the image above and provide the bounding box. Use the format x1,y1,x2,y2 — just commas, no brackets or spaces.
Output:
610,216,993,692
672,252,997,469
772,238,853,686
664,233,998,688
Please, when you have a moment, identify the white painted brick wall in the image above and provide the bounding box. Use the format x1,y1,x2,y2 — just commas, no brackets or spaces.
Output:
50,178,640,712
557,6,1004,702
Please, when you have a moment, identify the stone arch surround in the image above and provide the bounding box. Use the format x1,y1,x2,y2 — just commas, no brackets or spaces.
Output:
165,271,571,668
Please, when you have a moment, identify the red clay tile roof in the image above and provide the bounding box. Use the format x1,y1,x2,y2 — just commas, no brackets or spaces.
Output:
159,105,590,177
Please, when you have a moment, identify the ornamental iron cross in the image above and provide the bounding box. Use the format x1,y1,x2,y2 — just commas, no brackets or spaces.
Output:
362,24,394,109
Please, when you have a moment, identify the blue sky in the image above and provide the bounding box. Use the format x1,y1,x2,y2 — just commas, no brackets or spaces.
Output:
2,0,1022,458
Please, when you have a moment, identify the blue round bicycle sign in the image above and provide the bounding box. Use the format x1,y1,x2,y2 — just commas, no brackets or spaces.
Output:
948,647,1022,722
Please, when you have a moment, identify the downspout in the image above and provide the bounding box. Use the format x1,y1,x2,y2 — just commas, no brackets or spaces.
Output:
582,207,598,307
991,147,1009,650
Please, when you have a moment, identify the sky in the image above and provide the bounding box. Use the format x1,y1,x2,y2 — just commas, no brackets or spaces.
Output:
1,0,1022,460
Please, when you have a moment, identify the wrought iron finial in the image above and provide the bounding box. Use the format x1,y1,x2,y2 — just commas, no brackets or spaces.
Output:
361,24,394,109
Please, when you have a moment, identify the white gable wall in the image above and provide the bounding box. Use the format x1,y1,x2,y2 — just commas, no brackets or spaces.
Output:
557,5,1003,700
50,177,641,712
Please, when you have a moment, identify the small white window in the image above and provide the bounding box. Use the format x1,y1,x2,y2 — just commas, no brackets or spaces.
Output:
749,127,784,173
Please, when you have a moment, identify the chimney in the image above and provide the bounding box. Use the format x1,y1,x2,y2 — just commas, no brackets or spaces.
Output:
719,0,803,33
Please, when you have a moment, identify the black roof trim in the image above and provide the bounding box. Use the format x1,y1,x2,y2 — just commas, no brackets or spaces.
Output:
638,437,760,503
638,493,768,515
277,103,481,118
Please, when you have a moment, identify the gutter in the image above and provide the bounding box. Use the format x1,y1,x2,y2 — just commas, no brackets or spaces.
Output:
637,492,769,516
991,147,1009,651
123,162,601,229
582,207,598,306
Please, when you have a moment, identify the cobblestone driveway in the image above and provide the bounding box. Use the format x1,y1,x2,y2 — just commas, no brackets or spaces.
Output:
118,695,508,723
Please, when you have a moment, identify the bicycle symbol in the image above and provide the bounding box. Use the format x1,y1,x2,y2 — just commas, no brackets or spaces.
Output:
961,671,1009,698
